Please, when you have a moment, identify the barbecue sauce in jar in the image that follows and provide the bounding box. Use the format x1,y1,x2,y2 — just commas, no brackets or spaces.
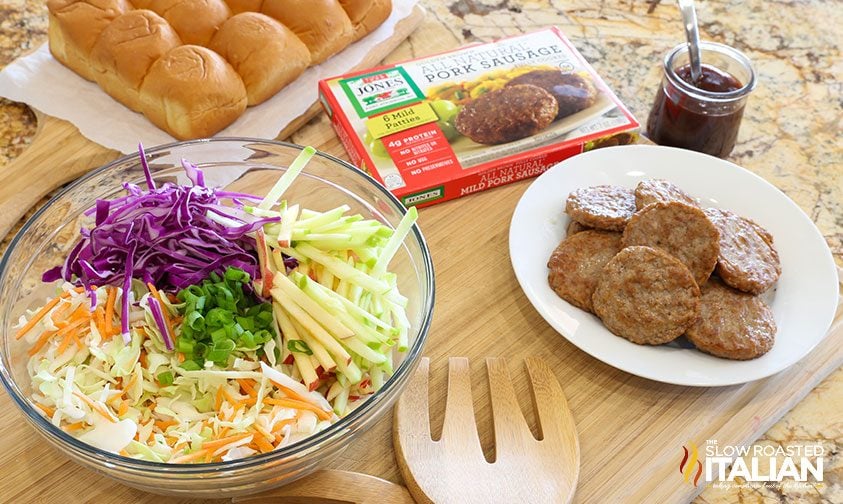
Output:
647,43,756,158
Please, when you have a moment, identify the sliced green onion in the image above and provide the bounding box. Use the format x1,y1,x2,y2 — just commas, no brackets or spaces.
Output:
287,340,313,355
157,371,174,386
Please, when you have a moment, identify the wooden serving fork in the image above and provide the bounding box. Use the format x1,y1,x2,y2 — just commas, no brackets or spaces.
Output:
394,357,580,504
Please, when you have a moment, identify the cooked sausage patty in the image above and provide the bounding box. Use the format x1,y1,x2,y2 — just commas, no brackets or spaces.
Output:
455,84,558,145
566,219,591,237
565,185,636,231
634,179,699,210
547,230,623,313
592,246,700,345
686,278,776,360
705,208,781,294
622,201,720,286
506,70,597,119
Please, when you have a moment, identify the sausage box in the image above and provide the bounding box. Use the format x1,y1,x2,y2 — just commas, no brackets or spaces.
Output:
317,28,639,207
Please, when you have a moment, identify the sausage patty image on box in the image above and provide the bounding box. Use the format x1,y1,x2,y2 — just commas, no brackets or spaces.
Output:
318,28,639,208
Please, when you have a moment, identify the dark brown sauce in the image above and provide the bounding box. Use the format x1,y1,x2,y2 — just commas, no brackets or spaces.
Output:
676,64,743,93
647,64,746,158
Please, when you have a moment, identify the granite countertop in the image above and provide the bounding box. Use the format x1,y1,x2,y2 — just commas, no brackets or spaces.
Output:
0,1,840,502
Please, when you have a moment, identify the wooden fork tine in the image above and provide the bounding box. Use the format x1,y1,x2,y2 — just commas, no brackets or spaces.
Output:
525,358,579,453
395,357,432,440
440,357,483,452
486,357,533,455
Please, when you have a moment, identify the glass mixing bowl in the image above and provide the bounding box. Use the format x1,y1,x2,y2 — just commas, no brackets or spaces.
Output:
0,139,434,497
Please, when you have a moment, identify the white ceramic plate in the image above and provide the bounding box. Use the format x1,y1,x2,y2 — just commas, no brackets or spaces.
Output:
509,145,839,386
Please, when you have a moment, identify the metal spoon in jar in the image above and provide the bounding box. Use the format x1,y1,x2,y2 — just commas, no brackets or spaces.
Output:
678,0,703,84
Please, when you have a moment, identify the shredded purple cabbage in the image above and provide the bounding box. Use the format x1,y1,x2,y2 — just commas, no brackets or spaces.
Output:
88,287,97,312
148,296,174,351
43,144,280,339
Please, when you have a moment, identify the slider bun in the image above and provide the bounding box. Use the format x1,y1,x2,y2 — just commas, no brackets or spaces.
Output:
224,0,263,14
210,13,311,105
140,0,231,45
338,0,392,41
47,0,132,81
90,10,182,111
139,45,247,139
261,0,353,64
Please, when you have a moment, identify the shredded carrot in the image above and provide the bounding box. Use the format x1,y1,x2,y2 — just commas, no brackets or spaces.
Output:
57,332,74,355
70,330,84,349
201,433,252,452
264,397,331,421
119,449,130,457
217,426,230,439
15,298,61,340
58,316,89,336
27,329,57,356
62,315,89,336
35,403,56,417
169,449,210,464
117,400,130,417
104,286,116,337
64,421,86,432
270,380,312,404
139,349,148,369
204,451,215,463
73,391,116,422
93,306,106,337
235,396,257,408
50,302,71,323
271,418,297,434
50,313,90,355
220,386,241,406
253,423,274,442
155,419,178,431
237,379,258,398
14,287,85,340
67,303,89,321
178,353,185,363
253,432,275,453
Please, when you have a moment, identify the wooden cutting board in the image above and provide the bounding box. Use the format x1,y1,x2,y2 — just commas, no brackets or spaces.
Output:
2,149,840,503
2,12,842,503
0,5,425,241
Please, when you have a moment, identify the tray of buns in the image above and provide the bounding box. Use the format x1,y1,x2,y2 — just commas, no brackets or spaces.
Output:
0,0,423,152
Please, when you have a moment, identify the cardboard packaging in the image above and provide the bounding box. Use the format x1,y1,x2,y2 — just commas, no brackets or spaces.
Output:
318,28,639,207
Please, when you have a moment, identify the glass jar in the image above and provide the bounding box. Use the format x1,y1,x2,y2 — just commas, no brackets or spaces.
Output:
647,41,756,158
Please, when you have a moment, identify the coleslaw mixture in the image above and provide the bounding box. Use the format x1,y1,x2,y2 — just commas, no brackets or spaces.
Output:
14,146,418,463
